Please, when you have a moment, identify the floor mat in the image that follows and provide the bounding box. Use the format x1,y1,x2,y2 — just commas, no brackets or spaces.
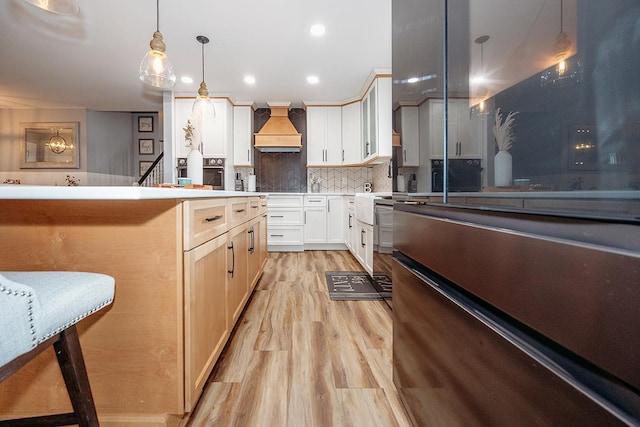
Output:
325,271,383,301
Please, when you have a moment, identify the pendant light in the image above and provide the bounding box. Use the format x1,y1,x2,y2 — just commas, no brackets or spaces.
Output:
541,0,581,88
47,129,68,154
192,35,216,120
470,35,494,118
23,0,79,15
139,0,176,90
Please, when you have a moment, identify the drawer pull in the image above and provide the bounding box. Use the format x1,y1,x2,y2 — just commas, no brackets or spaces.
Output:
251,205,259,209
270,215,284,218
234,208,246,213
270,234,284,237
205,215,223,222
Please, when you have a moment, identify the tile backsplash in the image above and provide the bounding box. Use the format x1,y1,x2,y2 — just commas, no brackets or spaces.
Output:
307,167,373,193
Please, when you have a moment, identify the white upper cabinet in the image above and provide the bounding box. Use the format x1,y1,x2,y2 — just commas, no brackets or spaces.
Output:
174,97,230,158
361,77,392,164
306,106,342,166
341,102,362,165
233,105,254,167
397,105,420,167
429,99,481,159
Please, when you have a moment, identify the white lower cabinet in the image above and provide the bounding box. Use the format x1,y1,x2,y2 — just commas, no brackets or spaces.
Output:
355,220,374,276
303,195,345,249
345,196,356,252
267,194,304,252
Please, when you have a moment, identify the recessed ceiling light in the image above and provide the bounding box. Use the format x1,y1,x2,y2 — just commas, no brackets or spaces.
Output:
307,75,319,84
407,77,419,84
181,76,194,84
244,75,256,85
309,24,326,37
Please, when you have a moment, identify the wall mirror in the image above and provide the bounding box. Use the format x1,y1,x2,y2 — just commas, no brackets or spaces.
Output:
20,122,79,169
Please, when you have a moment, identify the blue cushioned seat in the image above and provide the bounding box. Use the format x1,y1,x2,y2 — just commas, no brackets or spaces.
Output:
0,271,115,427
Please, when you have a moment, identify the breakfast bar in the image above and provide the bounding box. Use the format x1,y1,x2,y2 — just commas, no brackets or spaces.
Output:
0,186,268,426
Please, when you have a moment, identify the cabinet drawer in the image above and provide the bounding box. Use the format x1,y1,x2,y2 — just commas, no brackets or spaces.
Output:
304,195,327,207
267,226,304,245
267,209,303,225
267,195,303,208
248,197,262,217
229,198,249,228
258,196,268,215
184,198,229,250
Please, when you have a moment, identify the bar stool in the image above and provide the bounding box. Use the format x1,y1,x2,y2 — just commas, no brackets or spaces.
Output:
0,271,115,427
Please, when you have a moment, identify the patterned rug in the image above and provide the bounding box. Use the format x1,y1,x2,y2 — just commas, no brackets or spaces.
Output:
325,271,387,301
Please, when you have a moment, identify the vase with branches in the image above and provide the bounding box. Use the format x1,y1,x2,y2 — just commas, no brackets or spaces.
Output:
492,108,518,186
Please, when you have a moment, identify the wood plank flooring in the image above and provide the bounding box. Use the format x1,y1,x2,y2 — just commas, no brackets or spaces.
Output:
186,250,411,427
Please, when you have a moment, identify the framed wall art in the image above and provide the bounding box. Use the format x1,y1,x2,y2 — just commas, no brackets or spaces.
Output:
138,138,154,155
139,160,153,176
138,116,153,132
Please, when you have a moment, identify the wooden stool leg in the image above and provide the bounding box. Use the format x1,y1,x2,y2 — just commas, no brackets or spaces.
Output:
54,325,99,427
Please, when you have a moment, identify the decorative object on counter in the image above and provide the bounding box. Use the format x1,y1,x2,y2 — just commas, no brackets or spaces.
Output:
364,182,372,193
408,174,418,193
177,177,192,186
139,0,176,89
493,108,518,186
65,175,80,186
309,173,322,193
184,117,204,185
187,147,203,185
397,172,405,192
2,179,20,184
234,173,244,191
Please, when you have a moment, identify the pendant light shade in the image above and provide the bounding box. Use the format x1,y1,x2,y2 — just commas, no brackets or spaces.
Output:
541,0,581,88
470,35,494,118
47,129,68,154
23,0,79,15
139,0,176,90
192,35,216,121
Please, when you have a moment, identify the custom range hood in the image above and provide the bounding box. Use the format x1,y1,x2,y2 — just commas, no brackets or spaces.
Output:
254,103,302,152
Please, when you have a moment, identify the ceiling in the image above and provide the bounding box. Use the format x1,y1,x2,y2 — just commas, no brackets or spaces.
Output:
0,0,391,112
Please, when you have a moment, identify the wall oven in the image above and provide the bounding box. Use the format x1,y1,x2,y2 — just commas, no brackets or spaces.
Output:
176,157,224,189
393,203,640,426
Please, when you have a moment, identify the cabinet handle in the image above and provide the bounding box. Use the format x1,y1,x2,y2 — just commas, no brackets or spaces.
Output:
247,148,250,161
270,215,284,218
361,229,366,247
248,227,255,254
348,214,353,229
304,211,307,224
404,149,407,162
251,204,259,209
270,234,284,237
235,208,246,213
227,241,235,277
327,199,331,213
342,149,345,162
205,214,223,222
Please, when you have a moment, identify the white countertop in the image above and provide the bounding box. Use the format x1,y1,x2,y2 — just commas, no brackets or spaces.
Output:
0,185,267,200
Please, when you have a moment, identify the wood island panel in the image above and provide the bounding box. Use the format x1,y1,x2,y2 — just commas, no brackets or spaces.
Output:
0,199,185,426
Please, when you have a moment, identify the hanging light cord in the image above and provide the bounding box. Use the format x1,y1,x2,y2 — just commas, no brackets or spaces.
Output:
560,0,564,33
156,0,160,32
201,40,205,83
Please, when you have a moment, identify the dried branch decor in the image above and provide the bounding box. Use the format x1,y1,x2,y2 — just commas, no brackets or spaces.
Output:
493,108,518,152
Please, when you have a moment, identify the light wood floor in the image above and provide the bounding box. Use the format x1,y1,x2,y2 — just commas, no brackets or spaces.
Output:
186,250,412,427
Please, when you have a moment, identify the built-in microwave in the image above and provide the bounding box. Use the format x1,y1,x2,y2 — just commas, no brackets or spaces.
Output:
176,157,225,190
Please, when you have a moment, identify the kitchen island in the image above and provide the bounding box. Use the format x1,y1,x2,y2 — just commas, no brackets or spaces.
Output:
0,186,268,426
